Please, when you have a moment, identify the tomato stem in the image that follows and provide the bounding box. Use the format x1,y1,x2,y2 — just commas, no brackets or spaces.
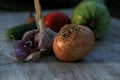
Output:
89,20,95,28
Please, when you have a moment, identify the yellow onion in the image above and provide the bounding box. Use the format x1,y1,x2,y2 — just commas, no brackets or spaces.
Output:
53,24,95,61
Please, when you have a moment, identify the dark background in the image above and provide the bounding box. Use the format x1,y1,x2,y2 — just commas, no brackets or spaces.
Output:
0,0,120,19
0,0,81,10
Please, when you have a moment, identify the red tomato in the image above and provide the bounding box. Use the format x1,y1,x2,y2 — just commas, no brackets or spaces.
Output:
43,11,71,32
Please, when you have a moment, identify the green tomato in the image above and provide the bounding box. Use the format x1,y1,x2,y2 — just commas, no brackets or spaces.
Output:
71,1,110,40
83,0,105,5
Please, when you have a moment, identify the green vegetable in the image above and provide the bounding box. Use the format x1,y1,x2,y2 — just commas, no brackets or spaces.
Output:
83,0,105,5
71,1,110,40
6,21,37,40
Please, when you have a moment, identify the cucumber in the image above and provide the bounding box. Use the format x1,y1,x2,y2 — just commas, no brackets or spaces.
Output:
6,21,37,40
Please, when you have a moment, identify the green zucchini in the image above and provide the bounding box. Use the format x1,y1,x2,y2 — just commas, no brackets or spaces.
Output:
6,21,37,40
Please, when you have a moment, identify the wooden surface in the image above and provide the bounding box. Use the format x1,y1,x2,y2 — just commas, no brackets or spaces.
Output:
0,9,120,80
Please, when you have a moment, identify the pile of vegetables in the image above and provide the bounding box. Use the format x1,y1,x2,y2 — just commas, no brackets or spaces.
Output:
6,0,110,62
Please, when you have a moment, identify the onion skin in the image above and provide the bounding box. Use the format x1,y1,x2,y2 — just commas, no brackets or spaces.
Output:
14,40,32,61
22,29,39,49
53,24,95,61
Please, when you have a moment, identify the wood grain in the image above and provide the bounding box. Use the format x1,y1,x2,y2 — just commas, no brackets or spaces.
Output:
0,9,120,80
